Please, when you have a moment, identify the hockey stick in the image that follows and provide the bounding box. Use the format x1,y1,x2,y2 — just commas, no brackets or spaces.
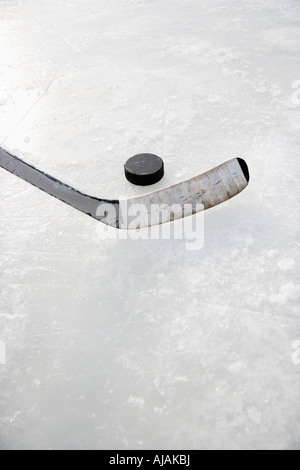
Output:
0,146,249,229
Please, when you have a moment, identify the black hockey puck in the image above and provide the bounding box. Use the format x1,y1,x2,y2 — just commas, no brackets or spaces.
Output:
124,153,164,186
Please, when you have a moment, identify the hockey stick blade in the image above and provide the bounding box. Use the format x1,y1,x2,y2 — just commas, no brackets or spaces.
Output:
0,146,249,229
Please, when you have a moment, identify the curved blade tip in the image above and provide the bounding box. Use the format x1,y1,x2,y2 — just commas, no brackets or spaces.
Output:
237,158,250,183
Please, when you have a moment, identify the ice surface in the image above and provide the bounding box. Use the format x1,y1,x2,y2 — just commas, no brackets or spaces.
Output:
0,0,299,450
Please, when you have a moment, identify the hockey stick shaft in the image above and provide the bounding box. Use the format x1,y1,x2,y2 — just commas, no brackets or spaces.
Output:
0,146,119,225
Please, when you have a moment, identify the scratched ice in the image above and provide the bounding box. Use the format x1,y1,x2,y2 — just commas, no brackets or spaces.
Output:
0,0,299,450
